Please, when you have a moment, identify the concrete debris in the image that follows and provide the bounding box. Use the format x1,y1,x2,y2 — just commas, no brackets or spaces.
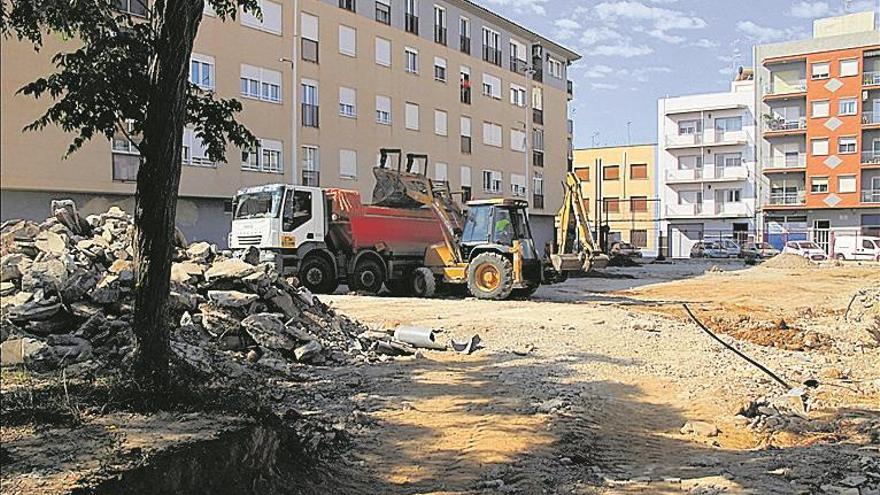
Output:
680,420,719,437
450,334,482,354
0,201,394,372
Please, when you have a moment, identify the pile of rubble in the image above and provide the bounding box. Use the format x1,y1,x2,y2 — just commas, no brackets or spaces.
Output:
0,201,420,373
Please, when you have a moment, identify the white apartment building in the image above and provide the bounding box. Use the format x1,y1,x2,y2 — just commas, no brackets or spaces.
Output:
657,72,759,257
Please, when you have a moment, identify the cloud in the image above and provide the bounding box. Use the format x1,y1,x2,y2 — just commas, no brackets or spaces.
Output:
788,1,831,18
579,26,625,46
594,1,706,31
593,42,654,57
553,18,581,40
590,82,619,90
480,0,547,15
580,64,617,79
693,38,719,49
735,20,803,43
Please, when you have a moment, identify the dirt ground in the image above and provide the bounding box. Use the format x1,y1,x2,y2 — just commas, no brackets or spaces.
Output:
316,260,880,494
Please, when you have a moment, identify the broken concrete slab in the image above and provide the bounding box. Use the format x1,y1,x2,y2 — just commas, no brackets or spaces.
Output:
208,290,259,308
241,313,298,351
294,340,323,363
680,421,719,437
0,337,49,366
204,259,256,282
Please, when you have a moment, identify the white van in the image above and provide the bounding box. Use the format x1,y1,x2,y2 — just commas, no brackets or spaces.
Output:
832,235,880,261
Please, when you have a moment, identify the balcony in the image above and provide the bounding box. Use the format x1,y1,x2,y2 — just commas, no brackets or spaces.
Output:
862,150,880,165
301,170,320,187
765,118,807,134
763,80,806,98
863,189,880,203
509,57,528,73
865,71,880,87
483,46,501,66
715,202,750,216
405,14,419,35
666,166,749,183
863,111,880,126
666,203,702,217
768,191,806,206
765,154,806,170
460,35,470,54
665,133,702,149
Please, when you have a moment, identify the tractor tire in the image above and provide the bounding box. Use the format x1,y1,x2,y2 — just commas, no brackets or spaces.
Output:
411,267,437,298
351,258,385,295
466,253,514,300
299,255,338,294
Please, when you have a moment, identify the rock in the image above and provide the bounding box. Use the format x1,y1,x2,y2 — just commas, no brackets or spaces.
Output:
47,334,93,365
171,262,205,283
536,398,567,414
294,340,323,363
270,292,299,319
90,275,120,305
241,246,261,265
7,298,62,323
0,337,49,366
838,475,867,488
168,288,202,313
21,259,68,291
0,282,14,296
105,206,127,219
820,485,859,495
208,290,259,308
204,259,256,282
241,313,298,351
186,242,213,262
60,268,98,302
820,367,845,380
246,349,261,363
1,253,31,281
35,231,67,255
1,291,33,310
680,421,719,437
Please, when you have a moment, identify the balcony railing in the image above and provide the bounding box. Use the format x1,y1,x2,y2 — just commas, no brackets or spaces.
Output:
768,191,806,205
483,46,501,66
715,202,749,216
766,118,807,132
532,108,543,125
766,154,806,169
666,204,702,217
862,111,880,125
405,14,419,35
302,103,319,128
863,189,880,203
509,57,528,73
301,170,320,187
434,25,447,45
665,133,702,147
764,80,806,95
862,151,880,164
460,35,470,54
864,71,880,86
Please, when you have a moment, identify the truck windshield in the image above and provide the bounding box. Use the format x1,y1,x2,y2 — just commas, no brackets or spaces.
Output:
235,189,283,219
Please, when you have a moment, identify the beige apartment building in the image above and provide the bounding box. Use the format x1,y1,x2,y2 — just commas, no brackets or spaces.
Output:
0,0,578,248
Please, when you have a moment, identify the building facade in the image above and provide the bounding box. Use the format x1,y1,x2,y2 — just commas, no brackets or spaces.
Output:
657,72,759,258
1,0,578,248
572,144,659,256
754,11,880,252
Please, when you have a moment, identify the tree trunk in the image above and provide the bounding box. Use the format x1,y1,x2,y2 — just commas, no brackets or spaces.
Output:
132,0,204,391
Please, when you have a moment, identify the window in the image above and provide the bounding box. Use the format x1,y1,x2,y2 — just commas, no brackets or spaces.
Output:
510,84,526,107
339,25,356,56
482,73,501,99
811,138,829,156
301,146,320,186
548,56,564,79
301,80,319,127
630,196,648,212
434,57,447,82
605,197,620,213
375,37,391,67
603,165,620,181
482,122,502,147
405,0,419,34
242,0,282,34
460,116,472,154
811,62,830,80
339,149,358,179
715,152,742,168
240,65,281,103
838,175,856,193
434,109,448,136
630,163,648,180
482,27,501,65
460,67,471,104
339,0,355,11
715,116,741,132
509,39,526,72
242,138,282,173
461,166,472,200
434,5,447,45
811,176,829,193
339,87,357,118
532,171,544,208
575,167,590,182
510,128,526,152
405,47,419,74
376,95,392,125
533,128,544,167
678,119,701,135
839,98,857,116
838,136,857,154
724,189,742,203
405,102,420,130
190,54,215,90
630,230,647,248
459,17,471,54
375,0,390,24
301,13,319,63
840,59,858,77
115,0,147,16
482,170,502,193
811,100,829,118
434,162,448,184
510,174,526,197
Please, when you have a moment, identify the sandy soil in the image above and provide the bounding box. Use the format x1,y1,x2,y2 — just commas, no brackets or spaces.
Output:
319,260,880,494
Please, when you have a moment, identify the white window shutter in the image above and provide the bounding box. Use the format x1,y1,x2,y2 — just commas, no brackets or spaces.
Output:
434,110,448,136
262,0,282,33
339,25,356,55
461,166,471,187
340,149,357,178
435,163,448,182
376,95,391,113
340,87,356,106
375,37,391,66
405,103,419,130
301,13,319,40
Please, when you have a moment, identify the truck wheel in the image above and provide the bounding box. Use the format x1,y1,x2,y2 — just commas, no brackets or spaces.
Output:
467,253,514,300
835,253,845,261
411,267,436,298
352,258,385,295
299,256,338,294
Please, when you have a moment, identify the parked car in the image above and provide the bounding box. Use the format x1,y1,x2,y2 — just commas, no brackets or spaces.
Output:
782,241,828,261
717,239,742,258
740,241,781,259
610,241,643,258
832,235,880,261
690,241,727,259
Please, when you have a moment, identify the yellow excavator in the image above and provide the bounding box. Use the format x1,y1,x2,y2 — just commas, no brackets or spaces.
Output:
373,149,605,300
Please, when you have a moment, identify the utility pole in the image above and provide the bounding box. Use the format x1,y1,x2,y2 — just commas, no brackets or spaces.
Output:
626,121,632,146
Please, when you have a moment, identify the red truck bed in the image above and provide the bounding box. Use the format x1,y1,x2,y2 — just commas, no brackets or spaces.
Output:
325,189,444,256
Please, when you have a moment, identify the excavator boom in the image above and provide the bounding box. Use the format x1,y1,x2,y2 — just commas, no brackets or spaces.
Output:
551,172,607,273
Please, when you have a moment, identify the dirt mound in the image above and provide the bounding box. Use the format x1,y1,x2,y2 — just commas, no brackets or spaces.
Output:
704,314,832,351
760,254,815,269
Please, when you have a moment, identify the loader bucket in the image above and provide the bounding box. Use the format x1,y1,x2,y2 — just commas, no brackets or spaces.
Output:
372,167,432,209
550,253,584,272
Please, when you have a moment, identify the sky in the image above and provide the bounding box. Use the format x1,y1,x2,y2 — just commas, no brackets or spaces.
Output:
474,0,879,148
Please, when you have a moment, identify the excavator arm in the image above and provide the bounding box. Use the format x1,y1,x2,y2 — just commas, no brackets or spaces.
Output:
550,172,607,274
